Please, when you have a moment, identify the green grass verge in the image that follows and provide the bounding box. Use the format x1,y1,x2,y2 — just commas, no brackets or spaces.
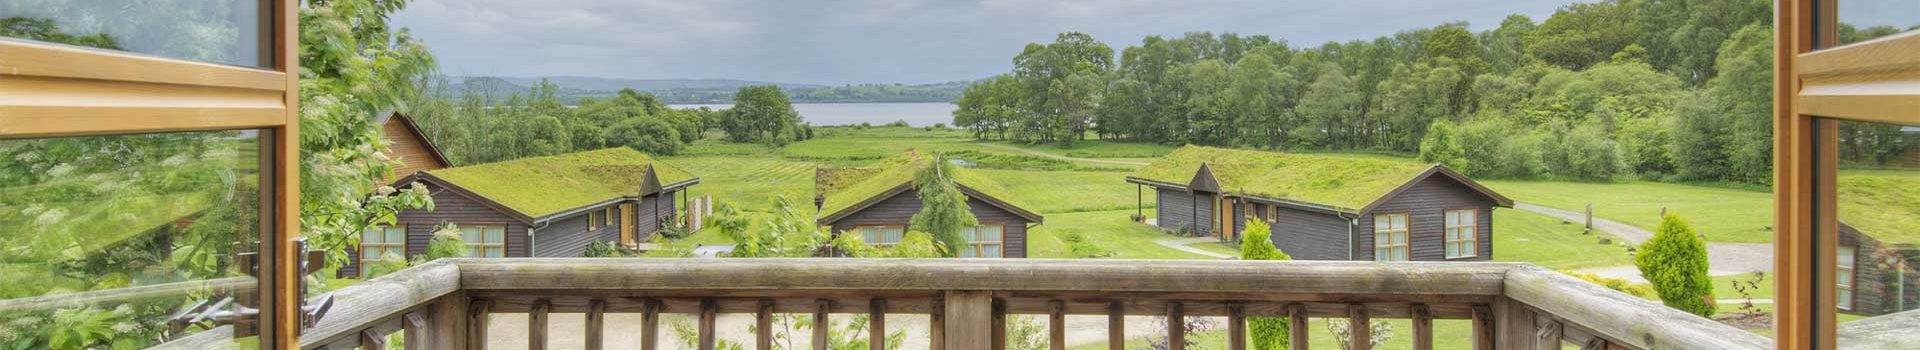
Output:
1836,169,1920,245
1492,208,1636,270
1027,210,1211,259
1482,180,1775,243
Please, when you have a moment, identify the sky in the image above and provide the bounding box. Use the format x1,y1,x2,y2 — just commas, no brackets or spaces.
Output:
390,0,1911,85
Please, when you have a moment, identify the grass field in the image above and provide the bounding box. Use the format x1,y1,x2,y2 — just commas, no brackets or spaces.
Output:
1492,208,1636,270
1027,210,1211,259
1483,180,1776,243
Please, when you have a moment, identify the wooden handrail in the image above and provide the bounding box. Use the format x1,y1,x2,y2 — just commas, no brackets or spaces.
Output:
295,258,1770,350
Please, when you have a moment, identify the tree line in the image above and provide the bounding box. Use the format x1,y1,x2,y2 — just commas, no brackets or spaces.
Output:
955,0,1912,184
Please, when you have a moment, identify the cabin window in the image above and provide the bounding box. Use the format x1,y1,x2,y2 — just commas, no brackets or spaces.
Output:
606,207,617,227
1373,213,1409,261
589,211,599,230
959,224,1006,258
1266,205,1278,223
855,225,906,246
361,225,407,266
1838,245,1856,311
1444,209,1479,258
460,225,508,257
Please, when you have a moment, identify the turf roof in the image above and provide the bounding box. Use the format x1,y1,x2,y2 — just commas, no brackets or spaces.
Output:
815,150,1034,221
1130,145,1436,211
429,148,695,218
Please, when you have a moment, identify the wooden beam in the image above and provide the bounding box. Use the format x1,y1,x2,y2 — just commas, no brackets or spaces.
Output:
585,300,606,350
701,299,719,350
1049,301,1066,350
529,299,549,350
299,261,461,348
1108,302,1125,350
403,311,428,350
641,300,660,350
1167,302,1185,350
992,299,1007,350
870,298,887,350
1227,304,1246,350
1501,266,1771,349
1410,304,1431,350
944,291,992,349
429,293,469,350
930,297,945,350
1287,304,1308,350
468,300,490,350
1348,304,1370,350
1493,298,1535,350
757,299,774,350
359,328,388,350
813,299,831,350
1471,305,1492,350
1536,318,1564,350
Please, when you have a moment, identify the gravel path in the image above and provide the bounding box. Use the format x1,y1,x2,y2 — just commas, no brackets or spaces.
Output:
976,143,1150,166
1515,202,1774,282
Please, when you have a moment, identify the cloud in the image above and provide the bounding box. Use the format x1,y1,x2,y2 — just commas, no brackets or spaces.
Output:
393,0,1578,84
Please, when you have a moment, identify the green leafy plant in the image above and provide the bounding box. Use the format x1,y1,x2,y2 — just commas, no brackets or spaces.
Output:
1240,220,1294,349
1063,232,1112,258
420,224,469,261
1635,214,1716,317
1559,270,1654,297
910,154,980,257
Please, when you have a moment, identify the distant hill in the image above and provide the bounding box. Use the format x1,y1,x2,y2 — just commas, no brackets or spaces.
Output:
445,76,970,105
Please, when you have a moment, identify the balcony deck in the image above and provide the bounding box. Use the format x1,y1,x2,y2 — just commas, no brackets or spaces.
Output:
251,258,1784,350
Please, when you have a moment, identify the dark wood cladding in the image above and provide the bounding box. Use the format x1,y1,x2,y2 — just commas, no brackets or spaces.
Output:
525,189,681,258
826,188,1030,258
1234,201,1352,260
1155,187,1213,235
1353,176,1495,262
344,181,529,277
1839,222,1917,316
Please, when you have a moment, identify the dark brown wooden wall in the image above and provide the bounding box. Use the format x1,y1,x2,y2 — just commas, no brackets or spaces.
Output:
1838,223,1915,315
1353,176,1496,262
827,188,1030,258
342,180,528,277
1232,201,1353,261
1154,187,1213,235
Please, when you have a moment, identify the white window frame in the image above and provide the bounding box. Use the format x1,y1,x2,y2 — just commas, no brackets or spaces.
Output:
959,223,1006,258
360,224,407,267
1373,213,1409,262
1444,209,1479,259
1838,245,1856,311
461,224,508,257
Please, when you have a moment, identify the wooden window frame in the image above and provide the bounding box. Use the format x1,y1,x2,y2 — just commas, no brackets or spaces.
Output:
1836,245,1856,311
359,224,407,267
1443,208,1479,259
605,206,617,227
853,224,908,247
589,211,600,230
0,0,299,347
1372,213,1410,262
1775,0,1919,348
459,223,510,258
961,223,1007,258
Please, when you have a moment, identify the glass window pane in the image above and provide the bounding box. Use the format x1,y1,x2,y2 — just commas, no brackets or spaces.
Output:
1374,214,1389,229
1832,118,1918,332
1836,0,1920,47
980,225,1002,241
983,244,1001,257
0,130,262,346
0,0,266,67
387,227,405,243
486,247,504,258
485,226,505,242
462,226,481,242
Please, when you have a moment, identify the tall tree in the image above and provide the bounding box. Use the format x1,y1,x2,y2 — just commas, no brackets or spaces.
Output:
909,155,979,257
720,85,808,145
1526,0,1641,70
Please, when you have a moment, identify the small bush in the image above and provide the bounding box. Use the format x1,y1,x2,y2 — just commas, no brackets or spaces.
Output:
1559,270,1654,297
1063,232,1111,258
1635,214,1716,317
582,241,639,257
1241,220,1294,349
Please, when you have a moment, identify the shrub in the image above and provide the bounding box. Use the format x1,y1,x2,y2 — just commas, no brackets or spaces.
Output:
1063,232,1112,258
581,241,638,257
1417,119,1469,173
1635,214,1715,317
420,225,468,261
1559,270,1654,297
1240,220,1294,349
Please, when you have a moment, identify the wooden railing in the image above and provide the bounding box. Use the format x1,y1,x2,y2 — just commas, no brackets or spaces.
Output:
293,258,1771,350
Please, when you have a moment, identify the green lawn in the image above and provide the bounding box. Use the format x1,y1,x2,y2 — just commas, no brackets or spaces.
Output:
1027,210,1211,259
1482,180,1775,243
988,139,1177,159
971,169,1151,214
1836,169,1920,245
1492,208,1636,270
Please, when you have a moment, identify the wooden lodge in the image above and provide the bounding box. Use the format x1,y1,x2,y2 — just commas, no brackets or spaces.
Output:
1128,145,1512,262
376,110,454,183
1839,221,1919,316
343,148,699,277
814,150,1043,258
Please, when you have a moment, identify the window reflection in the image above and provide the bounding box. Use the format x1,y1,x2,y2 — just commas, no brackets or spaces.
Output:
0,0,265,67
1833,119,1919,329
0,130,262,347
1837,0,1920,46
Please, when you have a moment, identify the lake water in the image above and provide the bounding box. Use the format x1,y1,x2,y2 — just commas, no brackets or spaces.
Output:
671,102,957,127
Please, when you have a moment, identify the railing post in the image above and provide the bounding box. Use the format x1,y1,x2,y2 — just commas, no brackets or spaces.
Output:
870,298,887,350
1348,304,1371,350
403,311,428,350
1411,304,1432,350
757,299,775,350
428,292,469,350
641,299,661,350
1287,303,1307,350
944,290,993,349
1108,301,1125,350
1471,305,1493,350
585,300,606,350
529,299,549,350
930,297,945,350
359,328,388,349
468,300,491,350
701,299,719,350
1536,318,1564,350
1227,304,1246,350
1494,299,1537,350
813,299,832,350
1167,302,1185,350
992,299,1007,350
1048,300,1066,350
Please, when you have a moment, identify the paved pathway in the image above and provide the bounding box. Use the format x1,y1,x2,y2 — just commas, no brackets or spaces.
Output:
1514,202,1774,282
977,143,1150,166
1156,237,1234,259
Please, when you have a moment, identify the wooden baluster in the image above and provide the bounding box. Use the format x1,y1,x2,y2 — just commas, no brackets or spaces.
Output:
1048,301,1066,350
1493,300,1537,350
1108,302,1125,350
360,328,388,350
758,299,775,350
870,299,886,350
930,297,945,350
529,299,549,350
1227,304,1246,350
701,299,719,350
814,299,832,350
1348,304,1370,350
1471,305,1493,350
1287,304,1307,350
1536,319,1564,350
943,291,993,349
469,300,491,350
641,299,661,350
429,293,469,350
1580,338,1609,350
403,311,428,350
1167,302,1185,350
991,299,1007,350
1411,304,1432,350
585,300,606,350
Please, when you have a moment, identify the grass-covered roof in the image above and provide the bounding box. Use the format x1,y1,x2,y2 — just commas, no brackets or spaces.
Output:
1130,145,1436,211
815,150,1036,221
429,148,695,218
